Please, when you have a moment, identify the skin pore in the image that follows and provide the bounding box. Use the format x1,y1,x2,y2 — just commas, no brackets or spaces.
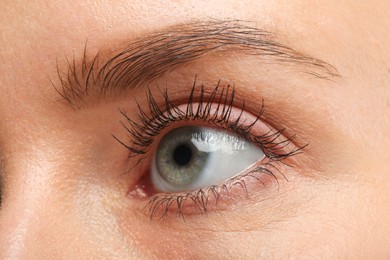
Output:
0,0,389,259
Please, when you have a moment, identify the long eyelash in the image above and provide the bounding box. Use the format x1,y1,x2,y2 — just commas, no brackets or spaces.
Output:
115,77,305,219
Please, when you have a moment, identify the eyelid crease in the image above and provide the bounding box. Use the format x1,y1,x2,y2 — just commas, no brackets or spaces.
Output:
52,20,341,108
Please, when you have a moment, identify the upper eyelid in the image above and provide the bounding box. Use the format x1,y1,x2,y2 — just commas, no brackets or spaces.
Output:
114,78,305,166
53,20,341,108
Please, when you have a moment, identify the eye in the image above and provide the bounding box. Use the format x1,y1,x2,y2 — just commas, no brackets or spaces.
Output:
115,79,305,219
151,126,265,192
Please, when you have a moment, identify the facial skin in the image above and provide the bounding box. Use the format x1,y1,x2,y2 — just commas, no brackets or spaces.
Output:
0,0,389,259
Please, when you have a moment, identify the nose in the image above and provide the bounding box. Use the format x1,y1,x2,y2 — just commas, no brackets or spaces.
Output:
0,160,80,259
0,156,143,259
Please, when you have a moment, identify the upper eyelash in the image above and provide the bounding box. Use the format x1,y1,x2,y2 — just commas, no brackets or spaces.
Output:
114,77,306,219
115,77,302,162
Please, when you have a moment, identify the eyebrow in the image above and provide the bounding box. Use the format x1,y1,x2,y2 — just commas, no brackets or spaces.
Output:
55,20,340,107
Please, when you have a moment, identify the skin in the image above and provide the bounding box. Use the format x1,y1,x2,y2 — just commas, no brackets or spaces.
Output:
0,0,389,259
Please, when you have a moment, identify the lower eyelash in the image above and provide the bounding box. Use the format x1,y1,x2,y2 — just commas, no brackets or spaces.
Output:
115,77,305,219
144,164,281,220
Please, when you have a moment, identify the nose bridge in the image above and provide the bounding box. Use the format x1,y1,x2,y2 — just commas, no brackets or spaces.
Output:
0,199,38,259
0,153,144,259
0,157,56,259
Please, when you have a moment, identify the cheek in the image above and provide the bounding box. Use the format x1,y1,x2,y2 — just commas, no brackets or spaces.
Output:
111,175,304,257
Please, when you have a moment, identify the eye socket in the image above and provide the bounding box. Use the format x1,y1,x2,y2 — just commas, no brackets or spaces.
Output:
151,126,265,192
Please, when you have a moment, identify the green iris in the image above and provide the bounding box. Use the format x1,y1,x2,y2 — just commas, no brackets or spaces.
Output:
156,127,209,185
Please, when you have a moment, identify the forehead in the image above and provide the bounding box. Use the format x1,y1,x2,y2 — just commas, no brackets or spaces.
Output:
0,0,389,107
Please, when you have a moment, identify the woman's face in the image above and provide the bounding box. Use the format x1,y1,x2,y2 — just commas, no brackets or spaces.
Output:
0,1,389,258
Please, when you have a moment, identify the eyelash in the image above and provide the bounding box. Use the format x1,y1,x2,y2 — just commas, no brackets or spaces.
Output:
115,78,305,219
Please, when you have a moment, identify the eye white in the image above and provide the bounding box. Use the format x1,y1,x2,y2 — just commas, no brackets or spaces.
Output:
151,126,265,192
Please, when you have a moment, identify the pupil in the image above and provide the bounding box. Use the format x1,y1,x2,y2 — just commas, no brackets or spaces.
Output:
173,144,193,166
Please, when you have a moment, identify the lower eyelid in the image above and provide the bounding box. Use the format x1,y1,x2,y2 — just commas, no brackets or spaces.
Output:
130,159,283,219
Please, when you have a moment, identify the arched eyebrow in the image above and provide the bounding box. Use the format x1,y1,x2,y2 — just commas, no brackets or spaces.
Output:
55,20,340,107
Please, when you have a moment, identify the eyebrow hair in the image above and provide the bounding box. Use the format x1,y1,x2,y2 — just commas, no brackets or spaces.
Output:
55,20,340,107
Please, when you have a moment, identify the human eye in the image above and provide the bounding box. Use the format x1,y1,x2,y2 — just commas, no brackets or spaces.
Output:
115,78,304,219
151,126,264,192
